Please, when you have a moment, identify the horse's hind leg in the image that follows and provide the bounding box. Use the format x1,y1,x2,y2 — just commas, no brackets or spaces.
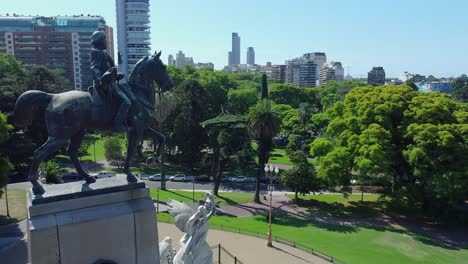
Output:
29,136,68,195
144,128,165,162
67,130,96,184
124,125,143,183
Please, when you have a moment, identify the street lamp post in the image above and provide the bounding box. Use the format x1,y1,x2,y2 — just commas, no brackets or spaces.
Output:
265,164,279,247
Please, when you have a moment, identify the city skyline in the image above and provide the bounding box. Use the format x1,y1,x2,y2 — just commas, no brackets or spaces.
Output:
2,0,468,77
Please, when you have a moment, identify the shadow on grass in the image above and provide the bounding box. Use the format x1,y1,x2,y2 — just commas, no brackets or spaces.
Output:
296,198,385,219
216,195,240,206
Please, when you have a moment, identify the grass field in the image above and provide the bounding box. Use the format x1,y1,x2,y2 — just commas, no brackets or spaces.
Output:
0,189,27,225
289,193,388,218
150,189,253,206
158,210,468,264
157,192,468,264
82,139,107,162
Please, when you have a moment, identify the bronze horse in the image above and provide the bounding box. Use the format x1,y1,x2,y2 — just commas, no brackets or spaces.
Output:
14,51,172,194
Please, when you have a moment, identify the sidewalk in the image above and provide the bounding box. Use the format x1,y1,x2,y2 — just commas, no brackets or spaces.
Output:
158,222,331,264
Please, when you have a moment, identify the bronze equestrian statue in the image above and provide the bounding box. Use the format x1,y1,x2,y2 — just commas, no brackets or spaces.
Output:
13,32,172,195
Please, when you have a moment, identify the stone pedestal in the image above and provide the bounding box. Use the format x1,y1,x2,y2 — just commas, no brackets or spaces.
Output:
27,175,160,264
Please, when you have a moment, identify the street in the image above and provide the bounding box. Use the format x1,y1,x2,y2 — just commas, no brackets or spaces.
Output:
8,176,290,193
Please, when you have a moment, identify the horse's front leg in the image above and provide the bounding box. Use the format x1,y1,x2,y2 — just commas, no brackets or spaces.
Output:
124,124,143,183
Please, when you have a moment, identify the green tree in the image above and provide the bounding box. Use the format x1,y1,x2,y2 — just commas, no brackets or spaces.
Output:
248,99,281,202
170,79,209,167
201,115,250,195
104,137,124,161
314,84,468,219
452,74,468,102
227,88,258,114
27,66,72,93
261,73,268,99
269,83,304,108
0,113,13,197
281,150,319,201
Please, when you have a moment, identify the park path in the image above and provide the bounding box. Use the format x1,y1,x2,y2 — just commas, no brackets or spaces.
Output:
158,222,331,264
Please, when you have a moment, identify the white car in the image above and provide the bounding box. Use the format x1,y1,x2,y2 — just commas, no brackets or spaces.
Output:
232,176,247,183
148,174,162,181
169,174,186,182
92,171,115,179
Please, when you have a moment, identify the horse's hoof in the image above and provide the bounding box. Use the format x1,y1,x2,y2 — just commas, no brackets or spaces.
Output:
127,175,138,183
85,176,96,184
31,183,45,195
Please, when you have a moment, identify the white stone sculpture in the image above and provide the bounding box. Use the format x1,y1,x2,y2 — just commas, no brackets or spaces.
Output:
159,236,174,264
164,192,215,264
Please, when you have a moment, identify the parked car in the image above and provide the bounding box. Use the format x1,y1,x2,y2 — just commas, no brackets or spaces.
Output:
148,174,162,181
185,175,195,182
232,176,247,183
169,174,186,182
91,171,116,179
195,175,211,182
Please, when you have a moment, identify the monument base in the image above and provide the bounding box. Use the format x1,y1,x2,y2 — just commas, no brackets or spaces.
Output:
27,175,159,264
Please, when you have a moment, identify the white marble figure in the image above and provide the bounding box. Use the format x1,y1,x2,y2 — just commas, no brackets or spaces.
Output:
159,236,174,264
166,192,215,264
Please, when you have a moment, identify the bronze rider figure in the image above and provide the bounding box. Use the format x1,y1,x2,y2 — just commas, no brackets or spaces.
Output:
90,31,130,132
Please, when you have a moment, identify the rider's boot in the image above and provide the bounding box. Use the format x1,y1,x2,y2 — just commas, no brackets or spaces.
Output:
113,102,130,133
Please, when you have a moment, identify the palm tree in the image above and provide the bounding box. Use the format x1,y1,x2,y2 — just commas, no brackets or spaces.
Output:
247,99,281,203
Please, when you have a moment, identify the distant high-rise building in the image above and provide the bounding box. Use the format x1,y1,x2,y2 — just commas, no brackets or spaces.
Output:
319,64,336,86
0,15,110,90
331,61,344,82
228,51,233,66
286,57,317,88
303,52,326,68
303,52,326,85
168,55,175,66
368,66,386,85
229,32,240,65
185,57,195,67
176,51,186,69
195,62,214,70
247,47,255,65
271,65,287,83
116,0,151,75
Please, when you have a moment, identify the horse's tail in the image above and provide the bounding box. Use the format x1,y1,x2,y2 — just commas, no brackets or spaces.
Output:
13,90,53,128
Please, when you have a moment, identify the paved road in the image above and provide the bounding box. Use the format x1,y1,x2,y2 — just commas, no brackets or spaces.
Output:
9,177,291,193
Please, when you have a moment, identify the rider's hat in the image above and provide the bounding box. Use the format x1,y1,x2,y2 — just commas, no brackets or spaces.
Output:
91,31,106,45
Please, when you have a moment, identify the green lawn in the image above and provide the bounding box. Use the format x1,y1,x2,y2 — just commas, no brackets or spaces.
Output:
150,189,253,206
157,192,468,264
0,189,27,225
289,193,388,219
158,210,468,264
82,139,107,161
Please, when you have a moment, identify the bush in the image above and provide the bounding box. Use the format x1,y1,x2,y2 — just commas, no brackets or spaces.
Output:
104,137,124,161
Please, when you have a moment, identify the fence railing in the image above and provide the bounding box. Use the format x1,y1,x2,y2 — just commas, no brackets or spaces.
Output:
159,216,345,264
211,244,245,264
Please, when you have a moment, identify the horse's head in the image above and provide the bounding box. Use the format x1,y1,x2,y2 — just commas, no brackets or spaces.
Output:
143,51,173,92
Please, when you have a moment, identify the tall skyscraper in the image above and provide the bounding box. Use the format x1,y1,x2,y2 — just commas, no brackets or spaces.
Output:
229,32,240,65
368,66,386,85
303,52,326,86
0,15,110,90
228,51,233,66
116,0,151,75
247,47,255,65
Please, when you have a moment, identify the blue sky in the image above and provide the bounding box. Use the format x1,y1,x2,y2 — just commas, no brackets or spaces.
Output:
3,0,468,77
